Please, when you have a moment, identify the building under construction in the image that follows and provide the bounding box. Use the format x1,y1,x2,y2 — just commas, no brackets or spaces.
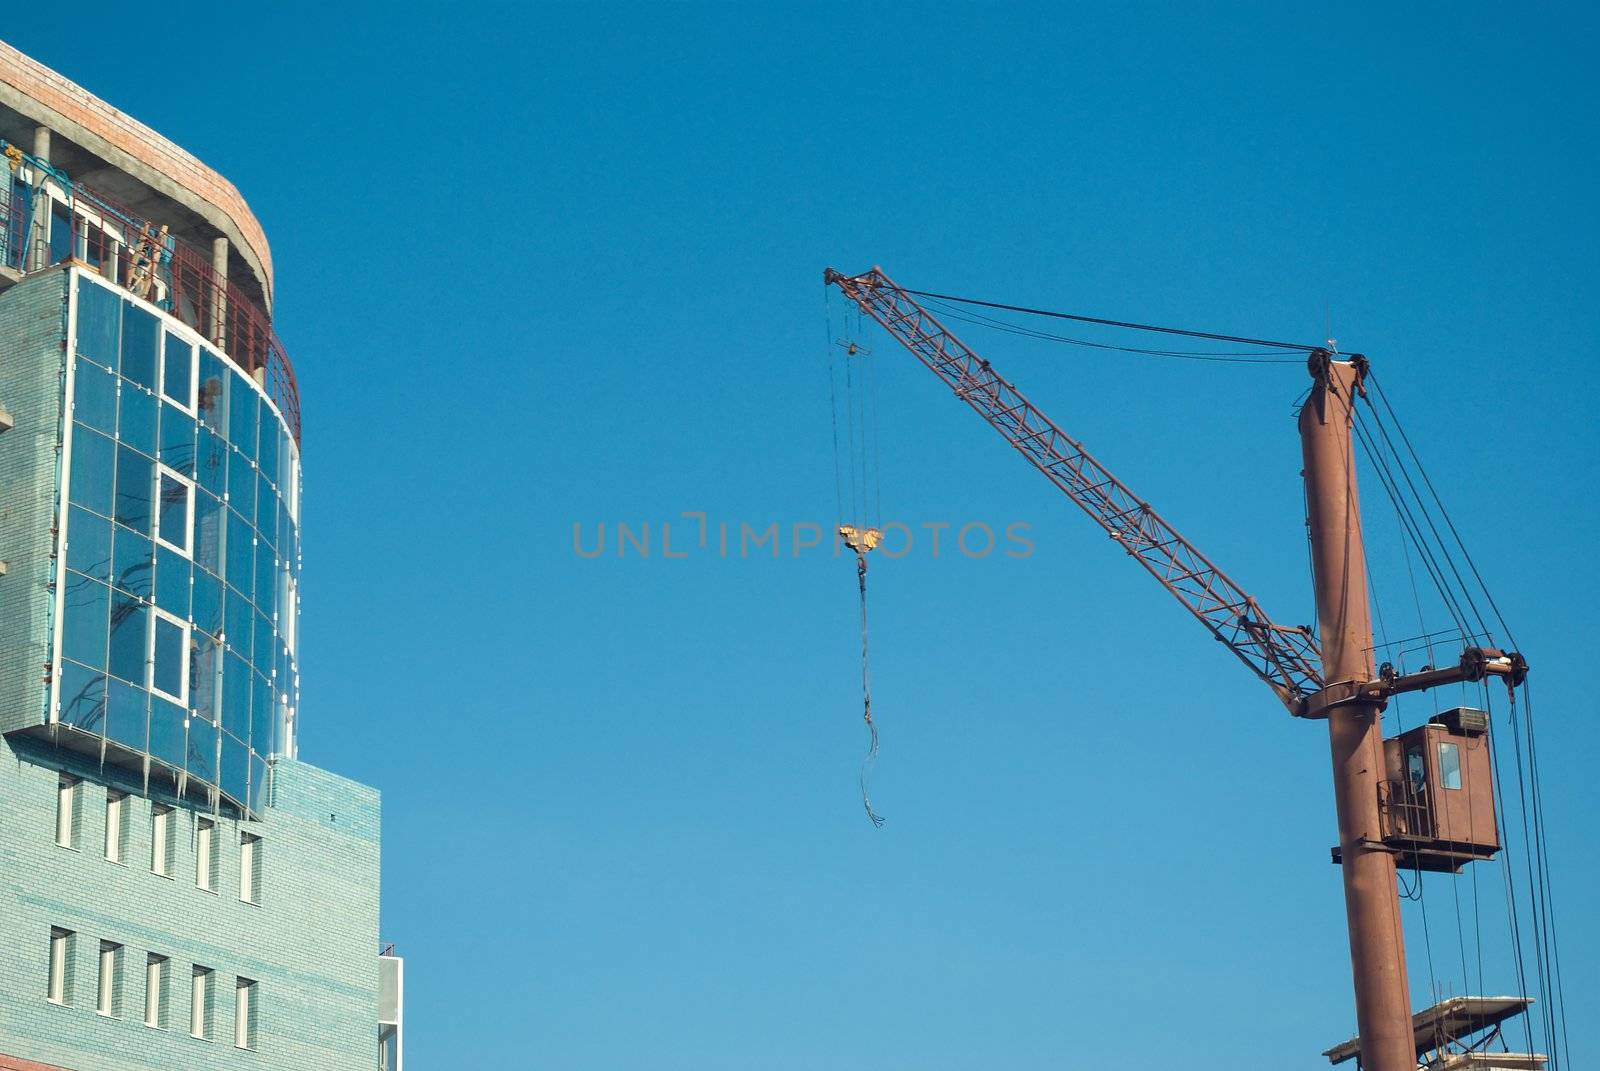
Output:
0,40,401,1071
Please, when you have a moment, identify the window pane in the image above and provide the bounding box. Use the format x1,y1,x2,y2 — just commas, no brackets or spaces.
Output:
161,333,193,407
1438,741,1462,790
105,677,147,751
227,449,254,522
252,612,273,673
120,301,159,391
222,732,249,801
198,353,226,429
225,585,253,657
113,446,153,532
111,527,153,597
222,650,251,736
74,359,118,433
149,698,185,769
194,490,223,575
197,426,226,497
226,509,254,598
107,594,148,685
258,421,279,488
58,661,107,733
187,715,217,783
191,632,222,723
118,384,156,457
192,567,223,639
157,472,191,554
67,505,112,581
152,615,185,700
76,280,121,367
61,574,110,670
227,374,258,457
159,404,197,477
155,545,191,619
69,426,116,517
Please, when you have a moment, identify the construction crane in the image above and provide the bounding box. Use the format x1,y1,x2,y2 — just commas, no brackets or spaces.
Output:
824,265,1531,1071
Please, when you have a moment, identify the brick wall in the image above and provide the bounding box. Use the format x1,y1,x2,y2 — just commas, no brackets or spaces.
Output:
0,734,381,1071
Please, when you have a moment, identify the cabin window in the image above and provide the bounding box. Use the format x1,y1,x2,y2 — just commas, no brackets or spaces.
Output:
1437,741,1462,790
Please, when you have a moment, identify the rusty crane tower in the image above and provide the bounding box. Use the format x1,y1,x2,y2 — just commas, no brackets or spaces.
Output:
824,266,1543,1071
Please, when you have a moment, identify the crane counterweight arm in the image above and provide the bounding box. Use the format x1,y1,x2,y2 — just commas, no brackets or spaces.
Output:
825,265,1326,714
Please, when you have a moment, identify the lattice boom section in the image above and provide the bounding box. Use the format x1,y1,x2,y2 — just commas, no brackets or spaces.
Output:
827,266,1324,711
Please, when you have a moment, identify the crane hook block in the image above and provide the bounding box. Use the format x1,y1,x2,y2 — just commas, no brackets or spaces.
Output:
838,525,883,554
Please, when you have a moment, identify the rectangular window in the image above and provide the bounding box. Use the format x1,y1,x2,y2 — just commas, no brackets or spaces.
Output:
190,966,212,1039
154,465,195,557
1438,741,1463,790
48,928,73,1005
234,978,257,1049
55,774,79,848
144,954,168,1028
150,609,191,706
150,804,173,876
104,790,127,864
161,331,196,412
195,817,216,891
239,833,261,904
97,941,122,1017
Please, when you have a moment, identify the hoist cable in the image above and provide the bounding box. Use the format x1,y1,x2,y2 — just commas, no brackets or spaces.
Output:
856,553,885,828
903,286,1326,351
824,293,845,523
919,298,1308,364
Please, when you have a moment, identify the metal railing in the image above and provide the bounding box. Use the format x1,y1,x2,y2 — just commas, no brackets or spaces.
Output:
3,148,300,443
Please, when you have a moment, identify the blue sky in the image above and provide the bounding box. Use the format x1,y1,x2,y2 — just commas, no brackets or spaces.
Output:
10,4,1596,1067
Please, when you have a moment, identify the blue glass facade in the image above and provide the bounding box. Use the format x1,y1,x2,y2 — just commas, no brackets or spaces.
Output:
53,273,300,814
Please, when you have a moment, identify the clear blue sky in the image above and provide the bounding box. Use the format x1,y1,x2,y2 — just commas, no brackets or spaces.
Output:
10,4,1596,1067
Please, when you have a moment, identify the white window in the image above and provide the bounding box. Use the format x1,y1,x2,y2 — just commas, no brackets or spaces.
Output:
234,978,257,1049
104,790,126,864
150,804,172,876
239,833,260,904
195,817,216,891
150,608,191,706
55,774,78,849
48,928,72,1005
144,954,168,1028
190,966,212,1039
97,941,121,1017
154,464,195,557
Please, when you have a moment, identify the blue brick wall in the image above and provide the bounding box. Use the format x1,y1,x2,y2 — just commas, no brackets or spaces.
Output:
0,735,381,1071
0,269,67,736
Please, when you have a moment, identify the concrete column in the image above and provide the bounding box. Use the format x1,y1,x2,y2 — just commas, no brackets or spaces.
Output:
210,235,229,351
27,126,51,271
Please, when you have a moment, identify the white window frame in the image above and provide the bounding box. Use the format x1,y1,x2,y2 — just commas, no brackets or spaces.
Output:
190,966,211,1039
55,774,78,849
48,928,72,1005
160,328,199,413
97,941,122,1018
239,833,260,904
153,464,195,558
149,607,192,708
195,817,216,892
234,978,256,1049
144,954,167,1028
104,790,126,864
150,804,172,877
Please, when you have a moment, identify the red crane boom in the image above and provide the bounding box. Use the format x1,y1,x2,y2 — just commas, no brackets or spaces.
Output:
825,265,1325,714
